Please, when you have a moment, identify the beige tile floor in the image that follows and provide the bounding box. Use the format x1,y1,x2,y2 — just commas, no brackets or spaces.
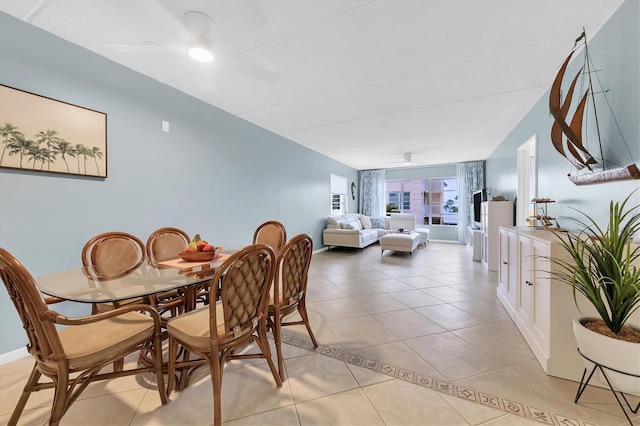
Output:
1,242,638,425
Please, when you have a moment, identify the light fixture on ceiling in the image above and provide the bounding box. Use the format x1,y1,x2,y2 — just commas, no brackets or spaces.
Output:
187,45,214,63
403,153,412,165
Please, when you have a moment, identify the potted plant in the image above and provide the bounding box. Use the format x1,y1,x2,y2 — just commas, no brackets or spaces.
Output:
549,191,640,396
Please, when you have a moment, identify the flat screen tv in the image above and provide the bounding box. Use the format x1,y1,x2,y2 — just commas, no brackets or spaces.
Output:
473,189,487,228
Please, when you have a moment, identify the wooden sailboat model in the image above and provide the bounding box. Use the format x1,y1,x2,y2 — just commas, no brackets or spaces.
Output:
549,30,639,185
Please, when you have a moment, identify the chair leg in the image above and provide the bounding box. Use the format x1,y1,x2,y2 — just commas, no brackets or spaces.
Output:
208,356,223,426
256,322,283,388
49,367,70,426
167,336,178,396
152,335,168,405
272,310,285,381
299,300,318,348
9,363,41,425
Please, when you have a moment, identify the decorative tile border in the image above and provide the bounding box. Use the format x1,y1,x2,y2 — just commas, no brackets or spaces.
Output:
280,333,604,426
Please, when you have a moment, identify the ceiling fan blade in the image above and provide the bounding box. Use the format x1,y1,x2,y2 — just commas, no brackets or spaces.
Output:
105,42,183,55
216,51,279,84
208,2,268,46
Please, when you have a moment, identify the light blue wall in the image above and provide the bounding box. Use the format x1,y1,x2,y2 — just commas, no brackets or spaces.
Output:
0,13,357,354
486,0,640,229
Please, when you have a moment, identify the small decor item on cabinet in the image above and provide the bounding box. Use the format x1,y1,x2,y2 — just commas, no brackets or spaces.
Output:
529,198,557,229
547,190,640,422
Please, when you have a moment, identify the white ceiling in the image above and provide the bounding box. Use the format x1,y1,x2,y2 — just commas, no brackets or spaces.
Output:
0,0,624,170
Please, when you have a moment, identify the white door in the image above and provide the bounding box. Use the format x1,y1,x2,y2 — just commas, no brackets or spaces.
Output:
517,135,537,227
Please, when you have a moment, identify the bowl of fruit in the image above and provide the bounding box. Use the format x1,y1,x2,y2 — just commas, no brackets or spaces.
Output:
178,234,220,262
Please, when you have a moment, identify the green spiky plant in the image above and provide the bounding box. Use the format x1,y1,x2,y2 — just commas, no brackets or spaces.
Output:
550,190,640,336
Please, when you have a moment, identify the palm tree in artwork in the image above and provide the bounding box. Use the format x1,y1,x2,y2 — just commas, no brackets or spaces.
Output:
74,143,91,174
38,148,55,170
7,134,35,168
35,129,61,170
27,146,52,170
54,139,75,173
0,122,24,165
89,146,103,176
25,140,42,169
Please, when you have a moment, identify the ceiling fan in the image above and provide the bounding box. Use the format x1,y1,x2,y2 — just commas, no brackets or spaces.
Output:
106,2,279,85
381,152,425,168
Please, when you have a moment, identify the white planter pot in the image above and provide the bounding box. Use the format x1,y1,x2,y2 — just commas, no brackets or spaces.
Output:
572,317,640,396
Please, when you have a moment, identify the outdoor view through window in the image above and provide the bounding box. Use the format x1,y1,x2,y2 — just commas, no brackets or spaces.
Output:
386,178,458,225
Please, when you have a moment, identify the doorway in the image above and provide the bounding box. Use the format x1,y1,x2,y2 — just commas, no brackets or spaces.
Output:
517,135,537,226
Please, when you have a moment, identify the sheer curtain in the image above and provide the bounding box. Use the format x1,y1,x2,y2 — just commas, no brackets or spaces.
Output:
359,170,386,217
456,161,485,243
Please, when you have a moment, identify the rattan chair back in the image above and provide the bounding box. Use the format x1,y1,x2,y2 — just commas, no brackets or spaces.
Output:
252,220,287,255
82,231,145,280
146,227,190,267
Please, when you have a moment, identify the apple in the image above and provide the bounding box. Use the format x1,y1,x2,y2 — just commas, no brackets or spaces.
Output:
184,246,196,253
196,240,208,252
202,244,215,253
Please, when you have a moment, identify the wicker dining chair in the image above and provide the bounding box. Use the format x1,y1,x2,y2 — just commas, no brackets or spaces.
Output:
166,244,282,426
82,231,146,281
146,227,190,267
0,248,168,426
253,220,287,255
145,227,190,315
267,233,318,381
81,231,149,315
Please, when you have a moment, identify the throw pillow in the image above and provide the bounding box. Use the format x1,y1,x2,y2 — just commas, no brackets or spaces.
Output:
346,219,363,230
371,218,386,229
360,215,372,229
340,222,355,230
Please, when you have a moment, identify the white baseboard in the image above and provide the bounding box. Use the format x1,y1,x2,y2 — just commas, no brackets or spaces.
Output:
0,347,28,365
313,247,328,254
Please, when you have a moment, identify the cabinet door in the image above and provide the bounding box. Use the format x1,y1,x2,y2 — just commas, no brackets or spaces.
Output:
506,230,518,308
530,238,550,352
517,236,532,326
498,229,509,296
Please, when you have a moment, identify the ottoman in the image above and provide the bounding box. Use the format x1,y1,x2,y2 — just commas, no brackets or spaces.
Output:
415,228,430,247
380,232,420,257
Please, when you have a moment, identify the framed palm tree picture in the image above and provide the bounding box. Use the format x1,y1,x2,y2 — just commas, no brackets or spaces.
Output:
0,84,107,178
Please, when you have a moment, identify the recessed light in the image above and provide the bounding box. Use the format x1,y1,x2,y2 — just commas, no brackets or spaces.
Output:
187,46,214,63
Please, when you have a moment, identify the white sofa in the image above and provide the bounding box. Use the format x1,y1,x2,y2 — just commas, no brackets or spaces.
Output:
323,213,390,250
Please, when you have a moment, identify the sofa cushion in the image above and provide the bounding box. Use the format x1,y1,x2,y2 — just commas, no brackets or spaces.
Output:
359,215,372,229
346,219,362,230
371,217,387,229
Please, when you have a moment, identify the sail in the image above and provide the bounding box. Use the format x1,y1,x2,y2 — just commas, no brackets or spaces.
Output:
549,51,597,170
548,30,639,185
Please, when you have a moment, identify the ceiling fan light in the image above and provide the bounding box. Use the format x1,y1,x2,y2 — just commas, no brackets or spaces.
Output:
187,46,214,63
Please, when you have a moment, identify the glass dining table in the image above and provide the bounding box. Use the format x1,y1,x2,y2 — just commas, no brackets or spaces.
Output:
36,254,231,311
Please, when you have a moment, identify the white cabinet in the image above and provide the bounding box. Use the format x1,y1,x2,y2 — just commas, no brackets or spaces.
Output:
481,201,513,271
497,228,600,383
467,226,482,261
497,227,518,317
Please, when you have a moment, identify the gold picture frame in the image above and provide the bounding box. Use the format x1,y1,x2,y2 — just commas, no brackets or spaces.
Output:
0,84,107,178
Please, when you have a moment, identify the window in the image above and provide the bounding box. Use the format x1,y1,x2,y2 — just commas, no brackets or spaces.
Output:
386,178,459,225
331,194,345,215
330,173,348,215
402,192,410,211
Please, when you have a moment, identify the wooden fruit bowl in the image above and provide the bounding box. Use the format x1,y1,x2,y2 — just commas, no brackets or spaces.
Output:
177,248,220,262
